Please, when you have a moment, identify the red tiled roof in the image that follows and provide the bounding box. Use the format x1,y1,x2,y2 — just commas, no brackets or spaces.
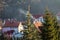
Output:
3,20,20,27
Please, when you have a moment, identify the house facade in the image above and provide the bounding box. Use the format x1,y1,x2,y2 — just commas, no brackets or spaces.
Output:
33,14,43,32
2,19,24,39
0,19,2,30
57,12,60,20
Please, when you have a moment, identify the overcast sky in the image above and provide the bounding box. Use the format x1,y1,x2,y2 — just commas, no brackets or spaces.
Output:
3,0,60,19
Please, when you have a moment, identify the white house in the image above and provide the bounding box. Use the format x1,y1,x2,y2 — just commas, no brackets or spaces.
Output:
18,22,24,33
2,19,24,39
57,12,60,20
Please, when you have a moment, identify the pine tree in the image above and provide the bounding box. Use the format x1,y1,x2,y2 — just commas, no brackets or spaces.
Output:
23,12,40,40
58,25,60,40
42,9,58,40
53,16,60,40
23,5,41,40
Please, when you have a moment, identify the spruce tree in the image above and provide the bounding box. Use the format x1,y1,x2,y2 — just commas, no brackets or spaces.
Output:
42,9,58,40
24,23,41,40
53,16,60,40
58,25,60,40
23,9,41,40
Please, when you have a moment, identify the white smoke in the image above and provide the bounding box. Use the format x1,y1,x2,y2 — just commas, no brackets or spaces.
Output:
19,9,35,20
19,9,44,22
19,9,27,15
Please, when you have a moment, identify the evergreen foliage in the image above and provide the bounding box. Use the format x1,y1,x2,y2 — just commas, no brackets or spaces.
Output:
23,12,41,40
42,9,58,40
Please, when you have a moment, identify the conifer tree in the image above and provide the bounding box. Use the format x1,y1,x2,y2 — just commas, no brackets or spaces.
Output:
23,5,41,40
53,16,60,40
42,9,58,40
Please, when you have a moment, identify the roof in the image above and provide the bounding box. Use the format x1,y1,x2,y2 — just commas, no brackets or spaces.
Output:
57,12,60,16
3,20,20,27
33,14,43,19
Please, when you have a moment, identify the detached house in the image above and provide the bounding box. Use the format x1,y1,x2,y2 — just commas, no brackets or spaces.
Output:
33,14,43,32
0,19,2,30
2,19,19,33
57,12,60,20
2,19,24,39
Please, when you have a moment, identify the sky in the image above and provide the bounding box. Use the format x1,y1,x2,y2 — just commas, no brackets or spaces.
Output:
30,0,60,14
4,0,60,13
2,0,60,19
18,0,60,14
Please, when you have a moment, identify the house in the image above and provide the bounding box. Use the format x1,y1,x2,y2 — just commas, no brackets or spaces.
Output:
0,19,2,36
56,12,60,24
18,22,24,33
2,19,19,33
2,19,24,38
33,14,43,32
33,20,43,32
57,12,60,20
33,14,44,22
0,19,2,30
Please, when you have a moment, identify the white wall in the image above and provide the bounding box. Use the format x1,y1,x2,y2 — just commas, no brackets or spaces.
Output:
57,16,60,20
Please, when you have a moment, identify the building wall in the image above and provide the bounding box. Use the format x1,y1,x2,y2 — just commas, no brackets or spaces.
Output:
0,19,2,30
57,16,60,20
2,27,18,33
